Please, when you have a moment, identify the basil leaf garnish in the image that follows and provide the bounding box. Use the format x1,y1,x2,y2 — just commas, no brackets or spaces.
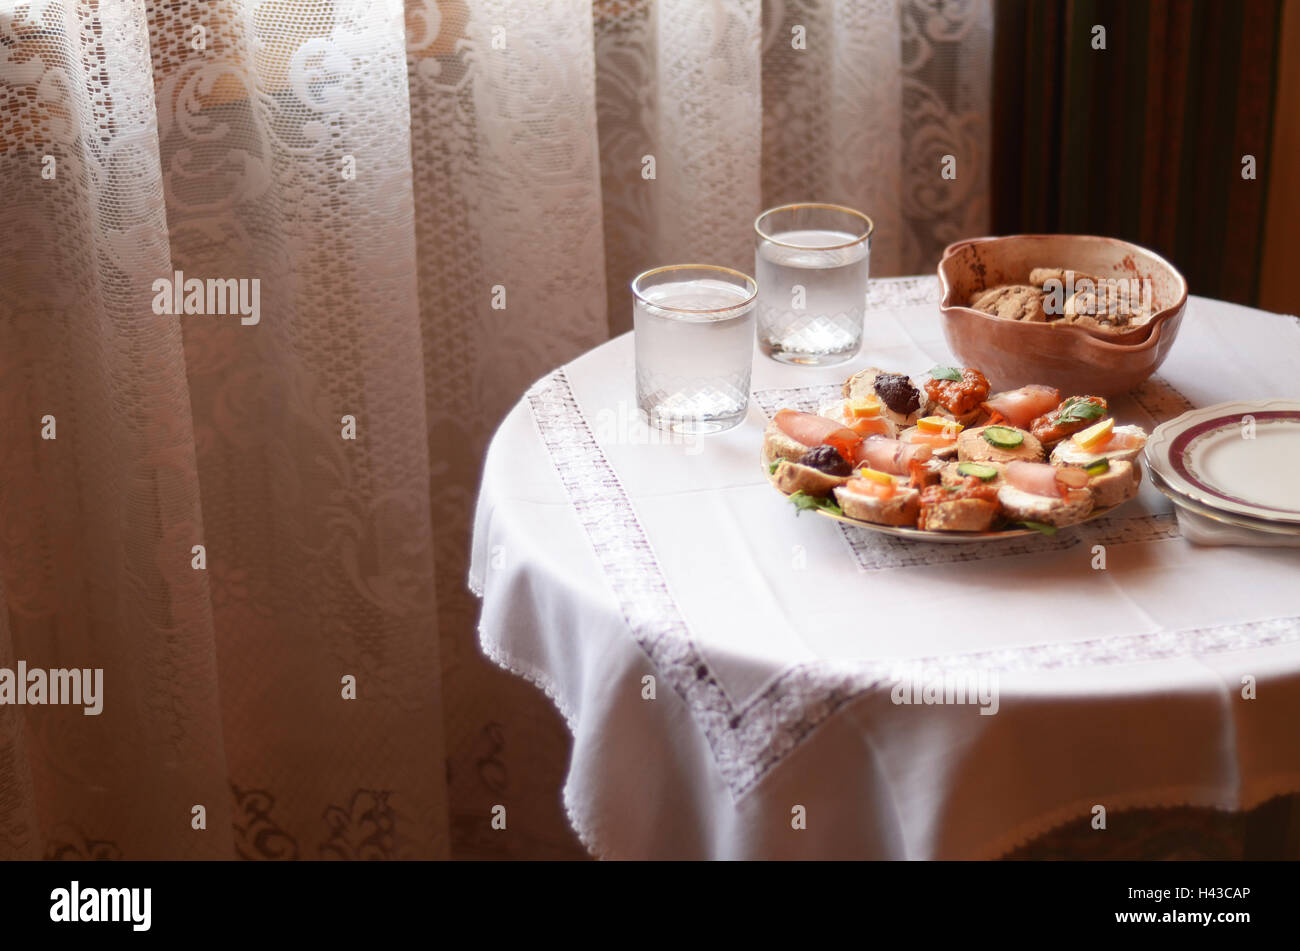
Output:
1017,520,1058,536
1057,398,1104,425
789,491,843,517
929,366,962,382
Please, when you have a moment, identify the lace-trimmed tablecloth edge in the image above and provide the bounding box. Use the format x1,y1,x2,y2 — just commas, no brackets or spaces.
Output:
474,633,617,860
866,274,943,308
478,621,1300,860
514,365,1300,799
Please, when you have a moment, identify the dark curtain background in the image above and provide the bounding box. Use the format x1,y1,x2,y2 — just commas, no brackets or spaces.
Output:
992,0,1284,306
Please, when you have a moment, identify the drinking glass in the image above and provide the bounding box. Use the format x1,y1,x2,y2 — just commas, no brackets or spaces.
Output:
753,202,874,366
632,264,758,434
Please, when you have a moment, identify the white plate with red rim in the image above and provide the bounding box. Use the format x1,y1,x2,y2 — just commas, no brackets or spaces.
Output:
1145,399,1300,525
1149,469,1300,536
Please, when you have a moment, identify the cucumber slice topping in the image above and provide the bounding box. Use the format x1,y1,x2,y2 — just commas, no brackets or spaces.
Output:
982,426,1024,449
957,461,1000,481
1084,458,1110,476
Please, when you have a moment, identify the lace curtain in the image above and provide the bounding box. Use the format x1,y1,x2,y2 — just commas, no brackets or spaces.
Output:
598,0,992,333
0,0,990,859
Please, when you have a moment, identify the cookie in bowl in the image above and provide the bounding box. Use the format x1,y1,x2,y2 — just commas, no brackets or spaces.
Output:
936,234,1189,396
1060,282,1156,332
969,284,1048,322
972,268,1153,333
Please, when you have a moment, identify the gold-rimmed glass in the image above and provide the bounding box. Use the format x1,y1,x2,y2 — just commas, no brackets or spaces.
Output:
632,264,758,434
754,202,874,366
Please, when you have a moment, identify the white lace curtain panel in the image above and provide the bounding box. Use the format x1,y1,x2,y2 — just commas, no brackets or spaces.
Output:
0,0,991,859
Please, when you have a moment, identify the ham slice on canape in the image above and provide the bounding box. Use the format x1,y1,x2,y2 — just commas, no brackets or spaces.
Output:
763,409,865,465
996,460,1093,526
774,408,855,446
852,435,932,476
1047,418,1148,508
1004,460,1089,497
980,384,1061,429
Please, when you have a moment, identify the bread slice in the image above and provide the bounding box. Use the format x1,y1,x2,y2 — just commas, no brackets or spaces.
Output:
917,496,999,532
843,368,871,401
1083,459,1142,509
914,457,945,487
833,482,921,527
843,368,928,427
771,460,848,498
762,417,813,466
957,425,1045,464
997,483,1094,527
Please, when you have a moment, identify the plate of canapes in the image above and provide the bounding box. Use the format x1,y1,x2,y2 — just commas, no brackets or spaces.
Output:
762,365,1149,541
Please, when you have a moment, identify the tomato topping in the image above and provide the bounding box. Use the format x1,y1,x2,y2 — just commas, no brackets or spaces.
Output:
822,427,864,464
920,477,999,505
923,367,990,417
848,416,893,437
848,476,896,500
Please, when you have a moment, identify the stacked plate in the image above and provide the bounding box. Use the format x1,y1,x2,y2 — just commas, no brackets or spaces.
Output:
1145,400,1300,546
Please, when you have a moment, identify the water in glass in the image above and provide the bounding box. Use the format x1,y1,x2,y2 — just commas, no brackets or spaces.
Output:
755,227,870,365
634,276,755,434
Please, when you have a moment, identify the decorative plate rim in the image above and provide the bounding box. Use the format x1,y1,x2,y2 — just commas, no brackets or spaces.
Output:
1145,399,1300,524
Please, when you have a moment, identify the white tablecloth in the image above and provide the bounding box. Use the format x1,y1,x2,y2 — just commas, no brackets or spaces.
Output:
469,277,1300,859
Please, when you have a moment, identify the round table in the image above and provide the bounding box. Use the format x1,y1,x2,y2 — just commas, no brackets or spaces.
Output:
469,277,1300,859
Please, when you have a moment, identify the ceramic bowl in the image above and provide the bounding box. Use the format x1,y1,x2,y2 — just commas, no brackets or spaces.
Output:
936,234,1188,396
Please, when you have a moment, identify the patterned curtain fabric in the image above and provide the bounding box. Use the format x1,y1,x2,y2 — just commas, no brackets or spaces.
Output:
597,0,994,335
1,0,447,860
0,0,992,859
991,0,1284,306
434,0,992,858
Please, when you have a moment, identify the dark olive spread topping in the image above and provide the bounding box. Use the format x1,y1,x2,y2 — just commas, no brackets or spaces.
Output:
874,372,921,416
798,445,853,476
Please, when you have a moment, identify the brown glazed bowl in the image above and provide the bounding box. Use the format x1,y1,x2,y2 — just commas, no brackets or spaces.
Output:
937,234,1188,396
